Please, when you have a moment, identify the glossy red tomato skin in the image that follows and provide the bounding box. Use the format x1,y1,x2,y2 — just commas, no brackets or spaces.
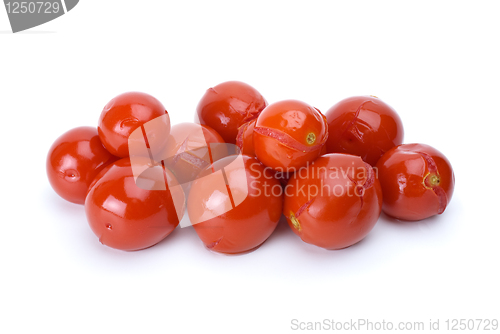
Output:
85,158,182,251
188,156,283,254
47,126,118,205
236,120,291,187
196,81,267,144
283,153,383,250
375,143,455,221
253,100,329,171
325,96,404,166
98,92,169,158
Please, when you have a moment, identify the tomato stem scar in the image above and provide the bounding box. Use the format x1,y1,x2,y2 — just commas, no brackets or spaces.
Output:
290,212,301,231
306,132,316,145
424,173,441,188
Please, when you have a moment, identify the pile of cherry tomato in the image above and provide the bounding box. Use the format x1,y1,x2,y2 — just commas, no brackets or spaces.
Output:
47,81,455,254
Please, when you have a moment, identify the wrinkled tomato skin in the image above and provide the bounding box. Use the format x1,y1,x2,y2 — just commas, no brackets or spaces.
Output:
325,96,404,166
375,143,455,221
236,119,291,187
85,158,182,251
47,126,118,205
283,153,382,250
196,81,267,144
187,156,282,254
236,119,257,157
253,100,328,171
98,92,169,158
162,122,227,186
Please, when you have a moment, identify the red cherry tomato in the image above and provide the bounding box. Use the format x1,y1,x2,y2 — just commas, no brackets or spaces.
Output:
283,153,382,250
162,122,228,186
237,119,327,160
47,126,118,204
236,119,257,157
85,158,184,251
325,96,404,166
319,143,327,156
187,156,283,254
253,100,328,171
87,161,113,197
375,143,455,221
236,119,291,187
98,92,169,158
196,81,267,144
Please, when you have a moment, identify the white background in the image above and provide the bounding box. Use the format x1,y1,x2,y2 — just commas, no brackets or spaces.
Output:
1,1,499,333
